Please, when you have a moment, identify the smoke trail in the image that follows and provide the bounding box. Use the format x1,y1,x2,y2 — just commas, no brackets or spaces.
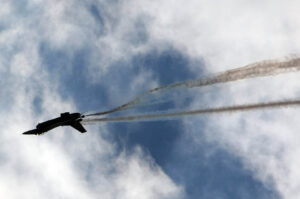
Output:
86,57,300,117
82,99,300,123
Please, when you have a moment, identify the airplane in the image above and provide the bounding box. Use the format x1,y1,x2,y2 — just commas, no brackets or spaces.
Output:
23,112,86,135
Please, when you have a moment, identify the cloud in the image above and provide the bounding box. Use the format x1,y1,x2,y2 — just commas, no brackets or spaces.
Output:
110,147,183,199
105,0,298,82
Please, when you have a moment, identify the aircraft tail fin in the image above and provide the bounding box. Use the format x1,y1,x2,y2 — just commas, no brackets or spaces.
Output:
70,121,87,133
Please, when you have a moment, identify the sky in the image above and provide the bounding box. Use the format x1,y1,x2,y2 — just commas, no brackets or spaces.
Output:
1,0,300,199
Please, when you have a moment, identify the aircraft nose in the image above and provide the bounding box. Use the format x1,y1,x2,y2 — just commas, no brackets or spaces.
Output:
22,129,39,135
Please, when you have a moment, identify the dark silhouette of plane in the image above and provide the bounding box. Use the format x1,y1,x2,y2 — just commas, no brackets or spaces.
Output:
23,112,86,135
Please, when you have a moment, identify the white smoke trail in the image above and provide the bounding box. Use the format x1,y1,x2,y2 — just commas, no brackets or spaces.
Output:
85,57,300,117
82,98,300,123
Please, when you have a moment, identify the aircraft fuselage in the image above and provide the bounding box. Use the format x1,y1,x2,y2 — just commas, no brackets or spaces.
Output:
23,112,86,135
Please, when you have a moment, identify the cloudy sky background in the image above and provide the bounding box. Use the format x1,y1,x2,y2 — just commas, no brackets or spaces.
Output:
1,0,300,198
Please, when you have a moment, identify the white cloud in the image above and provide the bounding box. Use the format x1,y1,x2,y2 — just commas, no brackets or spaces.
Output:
121,0,300,71
109,147,183,199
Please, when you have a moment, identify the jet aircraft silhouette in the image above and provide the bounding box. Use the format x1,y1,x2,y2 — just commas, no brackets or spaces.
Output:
23,112,86,135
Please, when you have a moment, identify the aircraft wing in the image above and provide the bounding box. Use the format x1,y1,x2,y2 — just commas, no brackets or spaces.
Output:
70,121,87,133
